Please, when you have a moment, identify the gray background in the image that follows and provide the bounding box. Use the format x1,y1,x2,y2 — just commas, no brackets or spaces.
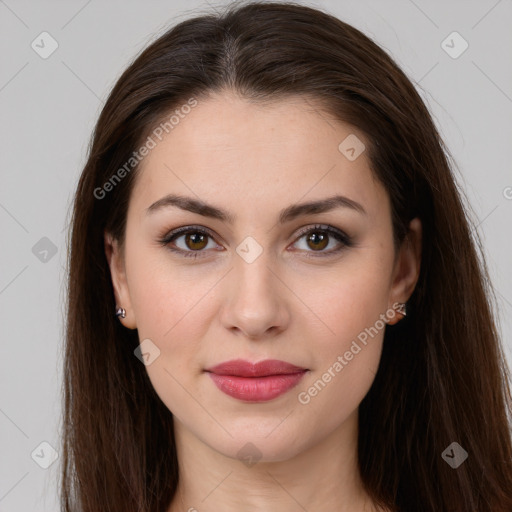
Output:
1,0,511,510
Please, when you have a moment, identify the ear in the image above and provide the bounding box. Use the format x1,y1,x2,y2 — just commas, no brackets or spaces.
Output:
387,217,422,325
104,231,137,329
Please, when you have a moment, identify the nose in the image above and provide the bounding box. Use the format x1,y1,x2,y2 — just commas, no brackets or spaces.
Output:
220,252,291,340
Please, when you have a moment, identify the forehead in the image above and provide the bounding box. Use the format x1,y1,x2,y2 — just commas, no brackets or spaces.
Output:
129,91,387,221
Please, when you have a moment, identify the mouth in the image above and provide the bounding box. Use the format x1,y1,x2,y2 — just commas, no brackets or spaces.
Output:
204,359,308,402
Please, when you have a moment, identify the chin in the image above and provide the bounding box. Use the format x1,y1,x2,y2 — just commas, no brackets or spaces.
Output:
194,419,315,464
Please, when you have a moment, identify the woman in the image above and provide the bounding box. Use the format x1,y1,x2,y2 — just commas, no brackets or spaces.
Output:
61,1,512,511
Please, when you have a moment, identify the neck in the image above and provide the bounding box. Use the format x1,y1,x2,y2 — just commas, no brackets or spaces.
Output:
168,409,382,512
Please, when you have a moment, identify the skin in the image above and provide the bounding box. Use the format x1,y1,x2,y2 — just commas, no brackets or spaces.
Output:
105,90,421,512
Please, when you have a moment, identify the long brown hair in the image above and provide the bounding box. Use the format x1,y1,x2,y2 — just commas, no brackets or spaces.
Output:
61,1,512,510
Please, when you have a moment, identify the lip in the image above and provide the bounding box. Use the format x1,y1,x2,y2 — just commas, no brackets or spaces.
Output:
205,359,308,402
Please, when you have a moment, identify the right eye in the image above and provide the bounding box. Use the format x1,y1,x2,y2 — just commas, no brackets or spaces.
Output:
158,226,224,258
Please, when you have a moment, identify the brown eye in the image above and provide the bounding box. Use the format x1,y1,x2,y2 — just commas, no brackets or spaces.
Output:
159,226,220,258
305,231,329,251
184,232,209,251
292,224,352,257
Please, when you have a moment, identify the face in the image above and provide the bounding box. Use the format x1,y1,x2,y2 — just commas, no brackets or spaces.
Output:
105,90,421,462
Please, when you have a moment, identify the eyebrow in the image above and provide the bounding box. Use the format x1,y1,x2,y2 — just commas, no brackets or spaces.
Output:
146,193,367,224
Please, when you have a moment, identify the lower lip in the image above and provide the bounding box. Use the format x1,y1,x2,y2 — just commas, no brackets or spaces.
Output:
207,371,307,402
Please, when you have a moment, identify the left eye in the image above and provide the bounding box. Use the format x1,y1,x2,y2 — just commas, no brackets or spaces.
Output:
291,224,352,256
159,224,351,258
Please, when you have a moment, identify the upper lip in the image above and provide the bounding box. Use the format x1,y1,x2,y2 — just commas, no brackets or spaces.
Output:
205,359,307,377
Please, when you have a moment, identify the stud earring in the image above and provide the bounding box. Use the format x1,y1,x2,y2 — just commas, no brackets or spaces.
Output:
396,302,407,317
115,306,126,319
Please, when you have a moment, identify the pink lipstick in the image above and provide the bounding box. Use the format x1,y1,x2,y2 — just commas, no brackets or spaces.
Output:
205,359,308,402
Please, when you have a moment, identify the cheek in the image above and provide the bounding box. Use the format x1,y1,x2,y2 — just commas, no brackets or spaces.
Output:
294,252,392,416
124,243,223,397
126,241,210,339
304,251,392,356
125,256,212,418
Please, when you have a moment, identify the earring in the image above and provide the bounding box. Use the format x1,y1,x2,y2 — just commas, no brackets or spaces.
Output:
396,302,407,317
115,306,126,319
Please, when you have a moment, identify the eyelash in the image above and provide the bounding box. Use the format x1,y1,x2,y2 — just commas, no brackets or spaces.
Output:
158,224,353,259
